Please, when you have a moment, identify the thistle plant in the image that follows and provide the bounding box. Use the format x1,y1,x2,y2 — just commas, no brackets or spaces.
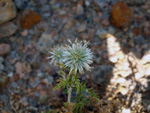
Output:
48,39,97,112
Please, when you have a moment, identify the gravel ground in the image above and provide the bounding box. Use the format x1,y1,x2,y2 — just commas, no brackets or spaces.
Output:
0,0,150,112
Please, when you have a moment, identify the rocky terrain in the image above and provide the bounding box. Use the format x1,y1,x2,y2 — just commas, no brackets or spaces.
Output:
0,0,150,112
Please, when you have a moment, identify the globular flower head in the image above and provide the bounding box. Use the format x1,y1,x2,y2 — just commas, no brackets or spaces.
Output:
48,46,64,66
63,39,93,74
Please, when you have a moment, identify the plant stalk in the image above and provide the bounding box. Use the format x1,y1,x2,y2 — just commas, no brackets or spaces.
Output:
68,87,72,103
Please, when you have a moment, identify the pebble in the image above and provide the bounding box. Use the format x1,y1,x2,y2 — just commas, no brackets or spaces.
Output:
77,24,86,33
59,10,67,15
0,76,9,88
15,62,25,79
135,35,146,45
143,27,150,37
21,30,29,37
10,82,18,88
80,33,89,40
7,72,13,78
111,1,132,28
96,28,107,39
76,4,84,15
36,33,55,53
108,26,116,34
0,44,11,56
39,92,48,104
101,19,110,27
42,75,54,85
0,94,9,103
0,22,18,38
0,57,4,63
31,79,41,88
0,0,17,24
14,0,29,9
20,9,41,29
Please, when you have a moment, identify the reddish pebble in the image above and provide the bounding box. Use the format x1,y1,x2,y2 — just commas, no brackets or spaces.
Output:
21,30,28,37
102,19,110,27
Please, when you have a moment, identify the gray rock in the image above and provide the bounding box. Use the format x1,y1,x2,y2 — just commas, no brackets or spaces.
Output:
7,72,13,78
11,82,18,88
108,26,116,34
0,22,18,38
37,72,45,78
0,94,9,103
92,65,113,84
20,97,28,106
36,33,55,53
135,35,146,45
39,93,48,104
30,79,41,88
0,57,4,63
43,75,54,85
14,0,29,9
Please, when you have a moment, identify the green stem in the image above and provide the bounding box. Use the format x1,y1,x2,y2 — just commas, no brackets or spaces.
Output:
68,87,72,103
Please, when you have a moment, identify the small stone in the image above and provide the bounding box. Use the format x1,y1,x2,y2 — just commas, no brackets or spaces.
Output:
0,76,9,88
132,27,141,36
14,0,29,9
0,0,17,24
0,57,4,63
39,91,48,104
111,1,132,28
135,35,145,45
15,62,25,79
64,19,76,29
143,27,150,38
143,21,150,28
13,73,19,81
36,33,55,53
42,75,54,85
80,33,89,39
20,97,28,106
77,24,86,33
0,44,11,56
31,80,41,88
37,72,45,78
20,10,41,29
108,26,116,34
59,10,66,15
96,28,107,39
101,19,110,27
76,4,84,15
0,22,18,38
10,81,17,88
21,30,28,37
147,104,150,112
85,1,90,6
7,72,13,78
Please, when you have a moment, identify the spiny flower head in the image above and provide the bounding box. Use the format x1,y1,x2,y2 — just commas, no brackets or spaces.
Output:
63,39,93,74
48,46,64,65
